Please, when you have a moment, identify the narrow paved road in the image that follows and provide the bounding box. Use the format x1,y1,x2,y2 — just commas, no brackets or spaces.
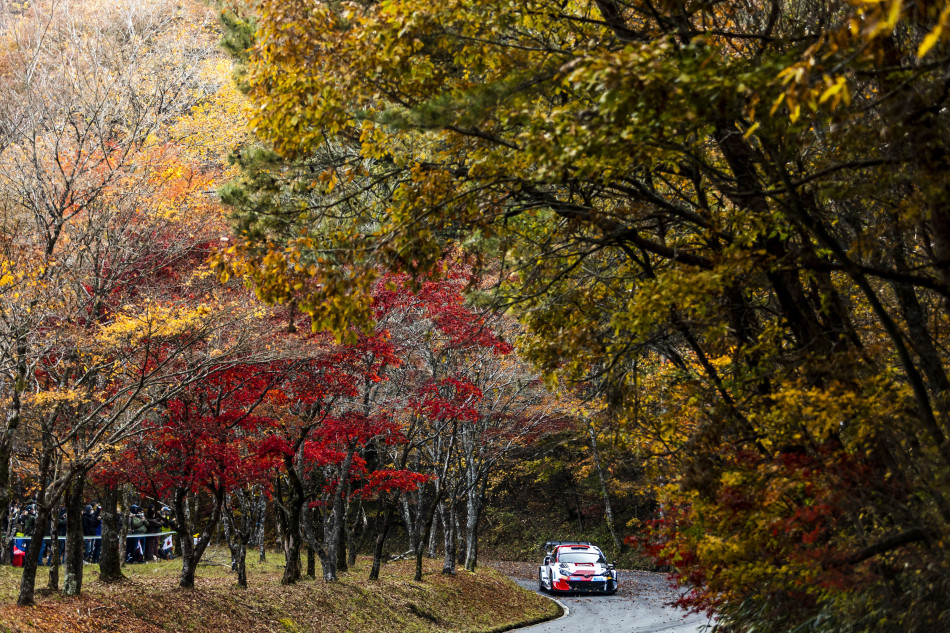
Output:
509,570,713,633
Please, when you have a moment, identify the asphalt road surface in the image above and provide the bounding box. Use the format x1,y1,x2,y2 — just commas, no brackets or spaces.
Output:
509,570,714,633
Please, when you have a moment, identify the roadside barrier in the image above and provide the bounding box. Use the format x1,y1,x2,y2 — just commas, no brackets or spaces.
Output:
12,532,174,540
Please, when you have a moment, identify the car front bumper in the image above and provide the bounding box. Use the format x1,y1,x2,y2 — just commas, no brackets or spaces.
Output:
551,577,617,594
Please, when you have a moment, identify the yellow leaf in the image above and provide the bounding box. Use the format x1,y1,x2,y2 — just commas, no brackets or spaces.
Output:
886,0,902,30
770,93,786,116
819,77,849,107
918,27,942,58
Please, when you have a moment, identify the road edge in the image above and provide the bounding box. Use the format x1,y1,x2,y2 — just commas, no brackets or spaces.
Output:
483,582,570,633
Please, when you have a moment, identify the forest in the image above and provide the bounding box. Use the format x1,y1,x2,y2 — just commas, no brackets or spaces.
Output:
1,1,950,632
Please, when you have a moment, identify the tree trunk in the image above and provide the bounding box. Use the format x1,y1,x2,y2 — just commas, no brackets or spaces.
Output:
415,483,441,582
463,510,478,572
257,493,267,563
442,501,456,575
179,552,197,589
17,505,50,606
2,506,15,564
222,507,237,571
47,512,59,592
401,495,417,553
235,542,247,588
276,468,304,585
0,337,27,558
280,499,302,584
282,528,302,584
350,505,367,567
347,507,358,568
306,446,357,583
307,545,316,578
337,481,351,573
464,481,486,572
429,506,441,559
318,544,337,581
119,486,130,566
98,484,124,582
369,494,396,581
176,489,196,588
336,519,347,573
176,484,225,589
224,488,262,589
587,421,622,554
63,476,85,596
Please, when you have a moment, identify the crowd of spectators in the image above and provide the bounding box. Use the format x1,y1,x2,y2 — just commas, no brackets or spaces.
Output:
3,501,178,566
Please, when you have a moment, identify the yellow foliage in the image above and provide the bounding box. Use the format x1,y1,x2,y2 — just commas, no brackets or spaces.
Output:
97,302,214,349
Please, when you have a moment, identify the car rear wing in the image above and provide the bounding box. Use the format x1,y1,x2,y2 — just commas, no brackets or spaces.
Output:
544,540,593,553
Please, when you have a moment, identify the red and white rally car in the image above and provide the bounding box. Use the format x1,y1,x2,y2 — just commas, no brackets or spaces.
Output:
538,541,618,595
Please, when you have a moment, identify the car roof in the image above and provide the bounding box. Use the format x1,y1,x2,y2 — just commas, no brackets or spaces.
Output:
554,544,601,555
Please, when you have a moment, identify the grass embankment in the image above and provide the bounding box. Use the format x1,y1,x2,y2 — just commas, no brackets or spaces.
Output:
0,550,559,633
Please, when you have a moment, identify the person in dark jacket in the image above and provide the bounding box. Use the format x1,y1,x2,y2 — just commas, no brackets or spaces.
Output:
144,505,161,562
20,503,49,565
82,505,98,562
21,505,47,565
127,505,147,563
55,507,67,561
92,505,102,563
19,507,33,538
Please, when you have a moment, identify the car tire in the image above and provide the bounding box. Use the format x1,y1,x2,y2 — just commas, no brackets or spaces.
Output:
538,570,546,593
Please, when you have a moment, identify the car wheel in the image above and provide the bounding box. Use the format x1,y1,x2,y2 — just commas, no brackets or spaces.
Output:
538,570,546,592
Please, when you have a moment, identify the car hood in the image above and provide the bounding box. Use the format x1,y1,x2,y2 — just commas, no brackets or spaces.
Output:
559,562,609,576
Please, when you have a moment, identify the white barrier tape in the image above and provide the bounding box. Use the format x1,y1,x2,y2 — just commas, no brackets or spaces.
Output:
12,532,176,541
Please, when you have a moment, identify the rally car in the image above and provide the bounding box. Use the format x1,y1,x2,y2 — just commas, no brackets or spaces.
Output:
538,541,618,594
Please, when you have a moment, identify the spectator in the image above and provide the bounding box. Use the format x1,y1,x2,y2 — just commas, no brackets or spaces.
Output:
20,505,48,565
82,505,98,563
158,506,176,560
13,506,30,562
157,507,175,559
55,507,67,561
144,505,161,562
18,506,33,541
92,505,102,563
127,505,147,563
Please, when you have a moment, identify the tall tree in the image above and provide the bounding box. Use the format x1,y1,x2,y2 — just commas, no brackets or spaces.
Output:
119,362,281,588
0,0,254,601
229,1,950,631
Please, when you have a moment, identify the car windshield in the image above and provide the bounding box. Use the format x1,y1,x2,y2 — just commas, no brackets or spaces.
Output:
558,552,604,564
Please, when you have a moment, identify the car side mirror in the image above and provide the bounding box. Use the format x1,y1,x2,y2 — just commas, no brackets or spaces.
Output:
543,556,552,564
609,561,617,569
